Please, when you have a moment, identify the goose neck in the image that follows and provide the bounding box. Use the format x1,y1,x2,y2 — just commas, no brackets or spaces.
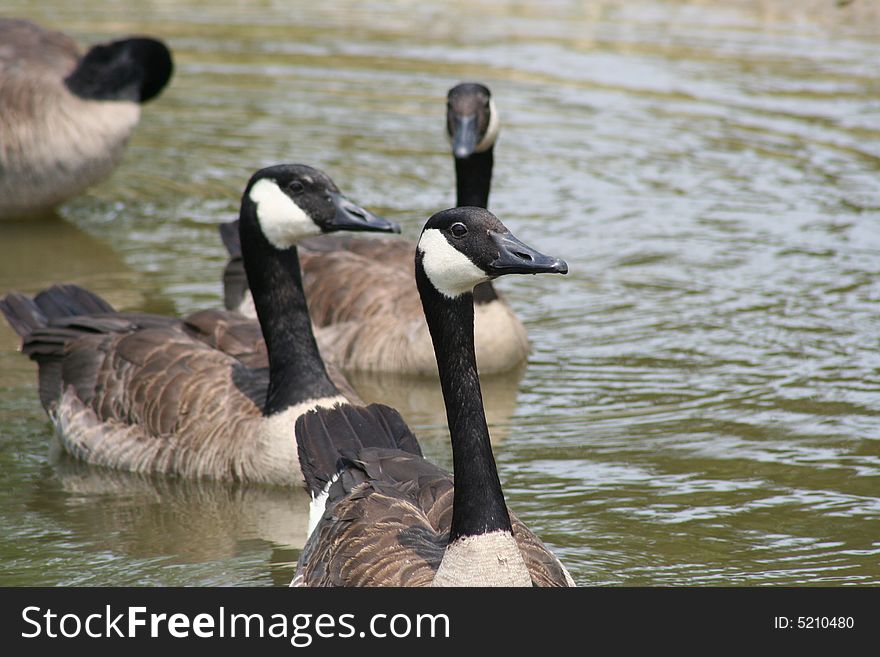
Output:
416,260,513,541
239,217,340,415
454,147,493,209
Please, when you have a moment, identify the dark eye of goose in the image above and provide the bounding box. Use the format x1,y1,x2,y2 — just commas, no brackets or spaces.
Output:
287,180,305,195
449,222,468,238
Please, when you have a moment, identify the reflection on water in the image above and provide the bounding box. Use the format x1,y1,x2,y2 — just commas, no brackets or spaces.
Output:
0,218,160,311
1,0,879,586
29,456,309,585
42,456,310,552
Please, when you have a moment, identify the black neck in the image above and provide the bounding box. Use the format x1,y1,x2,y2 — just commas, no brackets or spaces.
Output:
239,208,340,415
455,147,498,303
415,255,513,541
455,147,493,209
65,63,138,102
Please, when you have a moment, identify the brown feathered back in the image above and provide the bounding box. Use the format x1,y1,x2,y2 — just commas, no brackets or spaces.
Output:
293,448,574,587
0,285,360,485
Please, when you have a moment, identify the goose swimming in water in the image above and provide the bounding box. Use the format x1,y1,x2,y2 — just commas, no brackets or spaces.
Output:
0,19,173,219
292,206,575,587
0,164,406,487
220,82,529,375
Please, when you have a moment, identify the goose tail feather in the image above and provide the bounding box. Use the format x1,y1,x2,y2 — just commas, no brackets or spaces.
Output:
1,284,115,342
296,403,422,498
218,220,241,258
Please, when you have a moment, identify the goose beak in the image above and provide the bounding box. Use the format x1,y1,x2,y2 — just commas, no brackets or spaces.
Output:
327,193,400,234
488,231,568,276
451,114,478,159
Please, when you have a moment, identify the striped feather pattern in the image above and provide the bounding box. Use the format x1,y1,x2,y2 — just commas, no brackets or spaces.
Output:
2,285,361,485
293,448,574,587
46,327,287,483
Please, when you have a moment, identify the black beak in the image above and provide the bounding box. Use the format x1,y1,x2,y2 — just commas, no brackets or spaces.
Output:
451,114,479,159
488,231,568,276
327,193,400,234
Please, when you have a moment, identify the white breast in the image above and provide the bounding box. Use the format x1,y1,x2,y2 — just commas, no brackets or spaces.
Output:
253,395,349,486
431,530,532,587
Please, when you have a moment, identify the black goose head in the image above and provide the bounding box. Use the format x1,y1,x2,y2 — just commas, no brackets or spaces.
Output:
416,206,567,299
241,164,399,250
446,82,499,159
64,36,173,103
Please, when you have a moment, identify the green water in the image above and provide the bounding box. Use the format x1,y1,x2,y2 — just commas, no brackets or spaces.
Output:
1,0,879,586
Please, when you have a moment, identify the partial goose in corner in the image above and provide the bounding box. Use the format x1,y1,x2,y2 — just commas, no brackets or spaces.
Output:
0,164,410,487
220,82,529,375
0,19,173,219
293,206,575,586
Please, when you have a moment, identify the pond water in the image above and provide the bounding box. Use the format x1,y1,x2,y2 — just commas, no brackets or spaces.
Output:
1,0,878,586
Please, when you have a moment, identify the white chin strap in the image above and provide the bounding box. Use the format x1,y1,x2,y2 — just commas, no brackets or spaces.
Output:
249,178,319,248
474,98,499,153
418,228,489,299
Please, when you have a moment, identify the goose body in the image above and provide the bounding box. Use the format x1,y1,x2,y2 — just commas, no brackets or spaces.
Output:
293,207,575,587
1,165,402,486
221,83,529,375
0,19,173,218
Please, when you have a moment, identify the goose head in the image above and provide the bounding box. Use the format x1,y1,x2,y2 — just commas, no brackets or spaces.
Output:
417,206,567,299
64,36,173,103
242,164,400,250
446,82,499,159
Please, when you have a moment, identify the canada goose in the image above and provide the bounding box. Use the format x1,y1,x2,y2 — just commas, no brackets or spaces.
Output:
0,19,173,219
292,206,575,587
220,82,529,375
0,164,409,487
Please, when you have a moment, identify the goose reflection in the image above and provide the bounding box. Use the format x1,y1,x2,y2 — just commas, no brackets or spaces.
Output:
29,453,310,576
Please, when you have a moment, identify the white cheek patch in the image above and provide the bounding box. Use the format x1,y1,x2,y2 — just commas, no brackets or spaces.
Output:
418,228,489,299
249,178,319,248
474,98,500,153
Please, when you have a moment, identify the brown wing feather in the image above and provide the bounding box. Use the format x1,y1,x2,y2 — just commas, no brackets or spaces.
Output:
49,327,274,481
299,245,438,374
295,481,447,587
182,308,362,403
300,234,413,263
183,308,268,368
299,240,420,327
4,285,357,484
